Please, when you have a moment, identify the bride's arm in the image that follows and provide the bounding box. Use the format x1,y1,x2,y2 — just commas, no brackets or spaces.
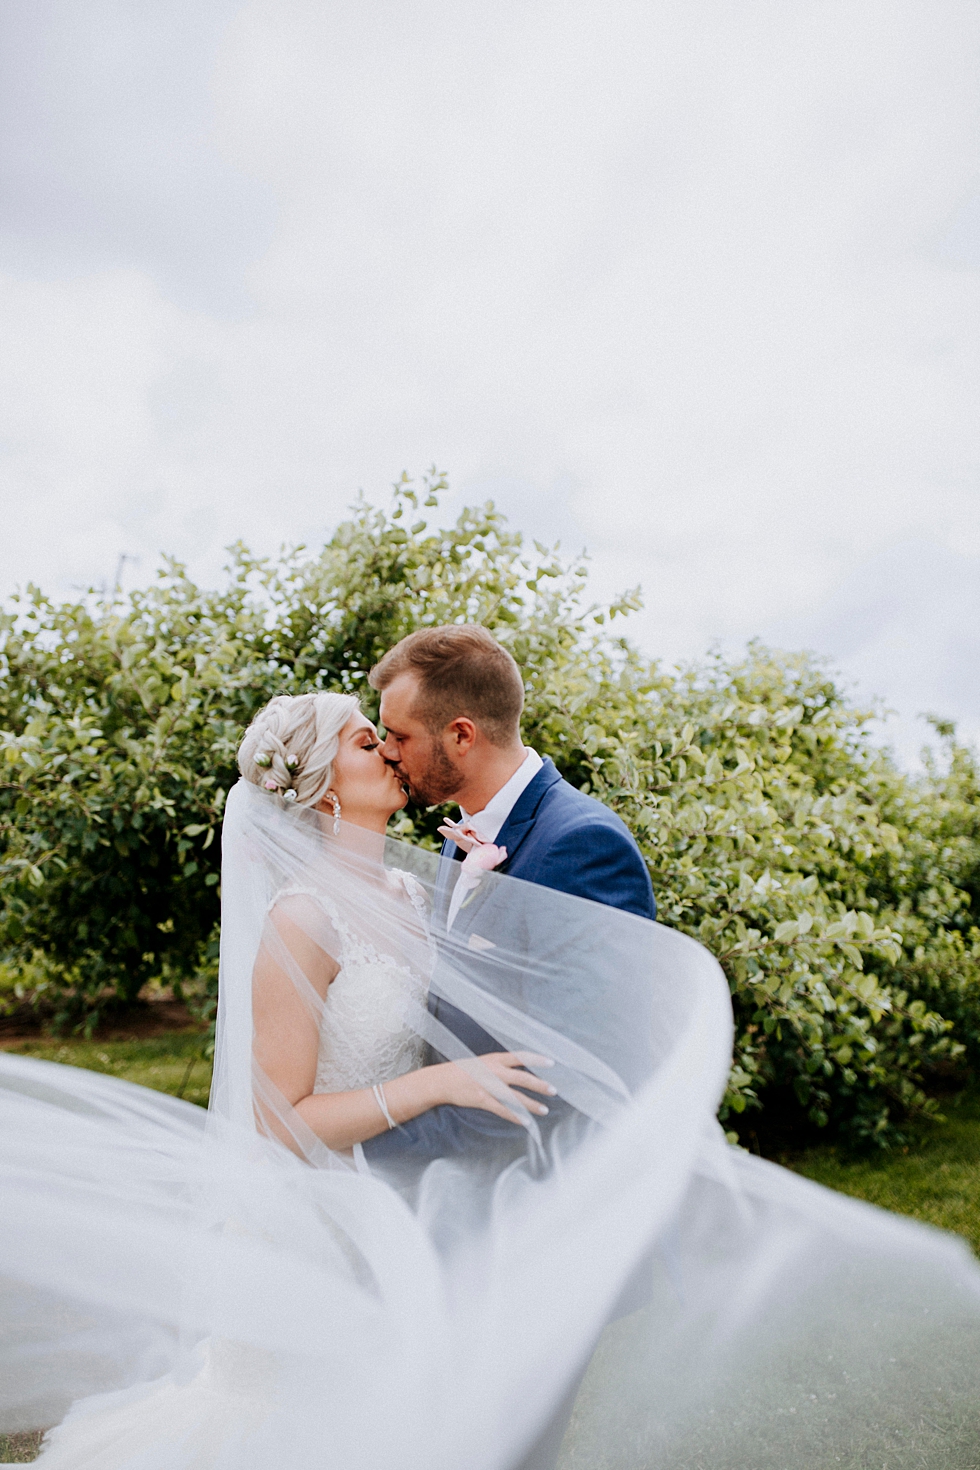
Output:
292,1052,555,1151
252,901,554,1152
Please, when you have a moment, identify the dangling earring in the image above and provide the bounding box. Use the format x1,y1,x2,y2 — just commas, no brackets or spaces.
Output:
330,794,342,836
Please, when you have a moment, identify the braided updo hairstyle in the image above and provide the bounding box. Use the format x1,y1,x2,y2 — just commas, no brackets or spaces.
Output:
238,692,360,808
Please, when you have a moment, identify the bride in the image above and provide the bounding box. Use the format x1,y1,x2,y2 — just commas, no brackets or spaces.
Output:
240,692,555,1156
3,692,980,1470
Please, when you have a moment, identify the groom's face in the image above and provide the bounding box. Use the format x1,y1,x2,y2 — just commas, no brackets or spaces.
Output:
378,674,466,807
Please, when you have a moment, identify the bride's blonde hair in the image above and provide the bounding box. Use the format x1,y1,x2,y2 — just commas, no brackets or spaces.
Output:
238,692,360,808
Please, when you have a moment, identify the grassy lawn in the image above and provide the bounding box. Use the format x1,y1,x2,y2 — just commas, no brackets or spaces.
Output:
2,1030,214,1109
775,1086,980,1257
0,1433,42,1464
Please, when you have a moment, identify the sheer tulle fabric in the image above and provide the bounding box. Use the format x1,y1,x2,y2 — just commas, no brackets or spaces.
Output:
1,779,979,1469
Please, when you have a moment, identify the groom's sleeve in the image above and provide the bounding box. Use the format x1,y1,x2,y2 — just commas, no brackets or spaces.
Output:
533,821,656,920
361,1101,535,1174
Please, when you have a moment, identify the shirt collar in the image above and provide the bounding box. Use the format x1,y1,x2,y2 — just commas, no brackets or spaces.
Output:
459,748,543,844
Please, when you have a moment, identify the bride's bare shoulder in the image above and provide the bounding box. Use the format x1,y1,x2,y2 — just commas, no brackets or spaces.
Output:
263,886,343,993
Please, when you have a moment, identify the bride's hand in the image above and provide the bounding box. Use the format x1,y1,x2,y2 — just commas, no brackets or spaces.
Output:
433,1052,558,1125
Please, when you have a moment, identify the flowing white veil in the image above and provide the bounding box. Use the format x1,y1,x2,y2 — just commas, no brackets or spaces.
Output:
2,778,980,1469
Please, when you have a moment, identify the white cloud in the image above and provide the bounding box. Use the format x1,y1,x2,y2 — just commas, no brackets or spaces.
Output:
0,0,978,759
764,539,980,765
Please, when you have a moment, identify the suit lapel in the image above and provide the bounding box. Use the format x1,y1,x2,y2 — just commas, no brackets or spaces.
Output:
447,762,561,940
494,758,561,870
434,759,560,927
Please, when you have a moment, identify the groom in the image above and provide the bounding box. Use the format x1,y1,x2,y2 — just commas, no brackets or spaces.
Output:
363,623,655,1151
362,624,656,1470
372,622,655,916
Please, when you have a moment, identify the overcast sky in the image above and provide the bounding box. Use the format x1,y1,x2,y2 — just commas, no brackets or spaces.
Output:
1,1,978,764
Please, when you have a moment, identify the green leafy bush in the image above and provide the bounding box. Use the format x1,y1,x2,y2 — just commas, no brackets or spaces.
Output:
543,647,966,1143
2,470,978,1143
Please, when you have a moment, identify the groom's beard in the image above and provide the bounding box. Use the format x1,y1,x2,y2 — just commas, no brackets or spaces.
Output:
400,740,465,808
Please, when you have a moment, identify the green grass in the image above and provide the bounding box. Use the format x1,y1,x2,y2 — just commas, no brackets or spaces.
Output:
0,1432,42,1464
3,1031,214,1109
781,1086,980,1256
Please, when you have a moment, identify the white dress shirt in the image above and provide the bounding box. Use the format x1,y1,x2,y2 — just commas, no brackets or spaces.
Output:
446,748,543,929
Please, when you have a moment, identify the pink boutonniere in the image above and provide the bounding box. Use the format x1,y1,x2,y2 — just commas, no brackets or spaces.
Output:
436,819,480,853
437,819,507,869
459,840,508,875
437,820,508,913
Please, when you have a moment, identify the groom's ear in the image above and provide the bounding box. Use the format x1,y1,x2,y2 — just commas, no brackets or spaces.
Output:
444,716,478,754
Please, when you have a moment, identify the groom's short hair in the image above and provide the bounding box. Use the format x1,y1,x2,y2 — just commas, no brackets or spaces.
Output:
369,625,524,746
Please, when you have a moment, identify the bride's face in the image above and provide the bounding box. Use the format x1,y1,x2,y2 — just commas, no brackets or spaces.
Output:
324,713,408,830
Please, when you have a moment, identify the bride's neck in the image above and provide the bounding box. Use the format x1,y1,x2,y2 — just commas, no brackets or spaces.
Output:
326,814,389,860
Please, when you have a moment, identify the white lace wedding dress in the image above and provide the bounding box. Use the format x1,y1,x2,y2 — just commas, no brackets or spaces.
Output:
311,873,429,1095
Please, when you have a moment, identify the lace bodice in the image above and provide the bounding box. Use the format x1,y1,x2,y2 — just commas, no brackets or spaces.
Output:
311,869,430,1094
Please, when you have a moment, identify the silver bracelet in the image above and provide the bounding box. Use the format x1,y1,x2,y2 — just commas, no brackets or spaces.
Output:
372,1082,396,1131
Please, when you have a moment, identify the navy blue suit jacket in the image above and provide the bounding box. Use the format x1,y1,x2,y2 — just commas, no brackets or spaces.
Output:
476,756,655,919
363,757,655,1173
